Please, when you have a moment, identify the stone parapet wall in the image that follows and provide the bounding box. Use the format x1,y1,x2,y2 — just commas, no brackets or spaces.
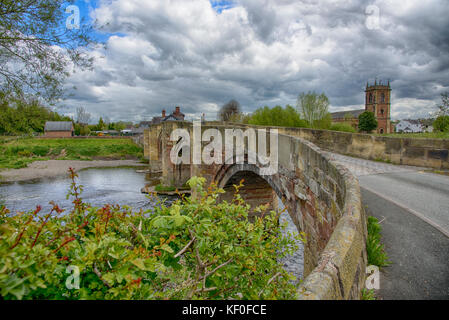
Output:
234,124,448,169
296,159,367,299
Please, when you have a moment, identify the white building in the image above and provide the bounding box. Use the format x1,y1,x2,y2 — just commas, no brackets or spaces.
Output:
395,120,433,133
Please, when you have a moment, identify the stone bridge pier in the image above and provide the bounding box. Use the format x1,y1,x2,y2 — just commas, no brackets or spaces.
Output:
144,121,367,299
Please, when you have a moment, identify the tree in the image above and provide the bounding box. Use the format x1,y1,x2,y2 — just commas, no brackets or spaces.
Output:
433,116,449,132
313,112,332,130
0,94,71,135
358,111,378,133
219,99,241,121
247,105,308,128
435,92,449,117
76,107,91,124
79,124,91,136
0,0,94,102
296,92,330,128
97,117,106,131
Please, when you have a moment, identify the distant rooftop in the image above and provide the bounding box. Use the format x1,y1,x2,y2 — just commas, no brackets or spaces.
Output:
44,121,73,131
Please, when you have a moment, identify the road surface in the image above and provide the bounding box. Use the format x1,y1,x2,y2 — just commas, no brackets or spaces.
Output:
325,152,449,300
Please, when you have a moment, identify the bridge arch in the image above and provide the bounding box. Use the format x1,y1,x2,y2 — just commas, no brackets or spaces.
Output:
215,162,300,227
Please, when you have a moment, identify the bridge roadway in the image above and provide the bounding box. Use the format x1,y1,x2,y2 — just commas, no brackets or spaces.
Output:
325,152,449,300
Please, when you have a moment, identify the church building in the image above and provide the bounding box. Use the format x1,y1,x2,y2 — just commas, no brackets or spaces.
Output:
331,80,393,134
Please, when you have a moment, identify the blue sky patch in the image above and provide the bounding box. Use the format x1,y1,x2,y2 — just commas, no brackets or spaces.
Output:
210,0,235,13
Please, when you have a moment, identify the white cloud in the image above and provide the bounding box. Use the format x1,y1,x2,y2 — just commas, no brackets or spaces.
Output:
61,0,449,122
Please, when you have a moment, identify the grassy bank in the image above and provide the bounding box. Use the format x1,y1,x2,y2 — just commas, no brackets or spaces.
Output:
376,132,449,139
0,137,144,169
366,216,390,268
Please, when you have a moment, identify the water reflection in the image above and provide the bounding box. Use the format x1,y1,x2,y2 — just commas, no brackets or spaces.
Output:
0,167,168,214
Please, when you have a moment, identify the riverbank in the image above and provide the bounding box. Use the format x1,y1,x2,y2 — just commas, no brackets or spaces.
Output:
0,137,144,169
0,159,147,183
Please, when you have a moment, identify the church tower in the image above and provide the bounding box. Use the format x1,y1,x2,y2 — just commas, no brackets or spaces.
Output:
365,80,392,134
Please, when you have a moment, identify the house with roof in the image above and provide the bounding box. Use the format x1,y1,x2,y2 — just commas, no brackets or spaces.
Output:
395,119,433,133
44,121,74,138
151,106,185,125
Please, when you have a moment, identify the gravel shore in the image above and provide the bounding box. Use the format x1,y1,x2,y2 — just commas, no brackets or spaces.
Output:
0,160,147,183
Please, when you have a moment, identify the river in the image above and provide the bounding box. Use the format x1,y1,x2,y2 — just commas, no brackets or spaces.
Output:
0,167,303,281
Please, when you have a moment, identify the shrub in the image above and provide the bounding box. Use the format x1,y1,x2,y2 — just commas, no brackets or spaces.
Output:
329,123,356,133
0,170,302,300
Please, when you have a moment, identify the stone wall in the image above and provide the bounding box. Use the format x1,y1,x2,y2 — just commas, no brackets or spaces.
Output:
232,124,449,169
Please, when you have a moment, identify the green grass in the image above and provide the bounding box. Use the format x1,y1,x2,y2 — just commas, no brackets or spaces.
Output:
361,288,376,300
154,184,177,192
366,216,390,268
329,123,357,133
154,182,191,192
373,157,392,164
376,131,449,139
0,138,144,169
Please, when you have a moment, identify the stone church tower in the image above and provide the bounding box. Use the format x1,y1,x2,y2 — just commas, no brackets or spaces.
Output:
365,80,393,134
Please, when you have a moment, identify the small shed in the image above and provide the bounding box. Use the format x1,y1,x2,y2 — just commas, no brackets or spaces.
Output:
44,121,74,138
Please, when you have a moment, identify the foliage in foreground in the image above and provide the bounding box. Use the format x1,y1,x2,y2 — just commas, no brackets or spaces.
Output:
366,216,390,268
0,138,143,169
0,170,302,300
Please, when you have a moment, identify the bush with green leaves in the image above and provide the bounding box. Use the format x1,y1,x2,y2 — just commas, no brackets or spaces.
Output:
433,115,449,132
358,111,378,133
0,169,302,300
247,105,309,128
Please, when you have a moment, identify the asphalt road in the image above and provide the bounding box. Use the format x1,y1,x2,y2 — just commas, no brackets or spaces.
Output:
326,153,449,300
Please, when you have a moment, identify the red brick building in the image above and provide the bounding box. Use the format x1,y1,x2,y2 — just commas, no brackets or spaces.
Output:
151,106,185,125
44,121,74,137
331,80,394,133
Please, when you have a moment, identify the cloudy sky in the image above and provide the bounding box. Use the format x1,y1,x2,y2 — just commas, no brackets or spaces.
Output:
60,0,449,122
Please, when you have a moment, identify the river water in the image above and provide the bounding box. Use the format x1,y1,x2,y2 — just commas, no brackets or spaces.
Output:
0,167,303,280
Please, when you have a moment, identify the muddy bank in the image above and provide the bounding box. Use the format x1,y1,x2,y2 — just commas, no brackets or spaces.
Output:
0,160,147,183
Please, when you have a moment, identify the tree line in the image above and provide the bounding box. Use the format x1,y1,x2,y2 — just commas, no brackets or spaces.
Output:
0,94,71,135
219,92,449,134
218,92,364,133
0,95,131,136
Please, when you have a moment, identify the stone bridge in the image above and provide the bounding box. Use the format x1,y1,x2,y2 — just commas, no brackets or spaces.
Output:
144,121,367,300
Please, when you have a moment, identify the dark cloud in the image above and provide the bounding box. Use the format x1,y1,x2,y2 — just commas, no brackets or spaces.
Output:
62,0,449,122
